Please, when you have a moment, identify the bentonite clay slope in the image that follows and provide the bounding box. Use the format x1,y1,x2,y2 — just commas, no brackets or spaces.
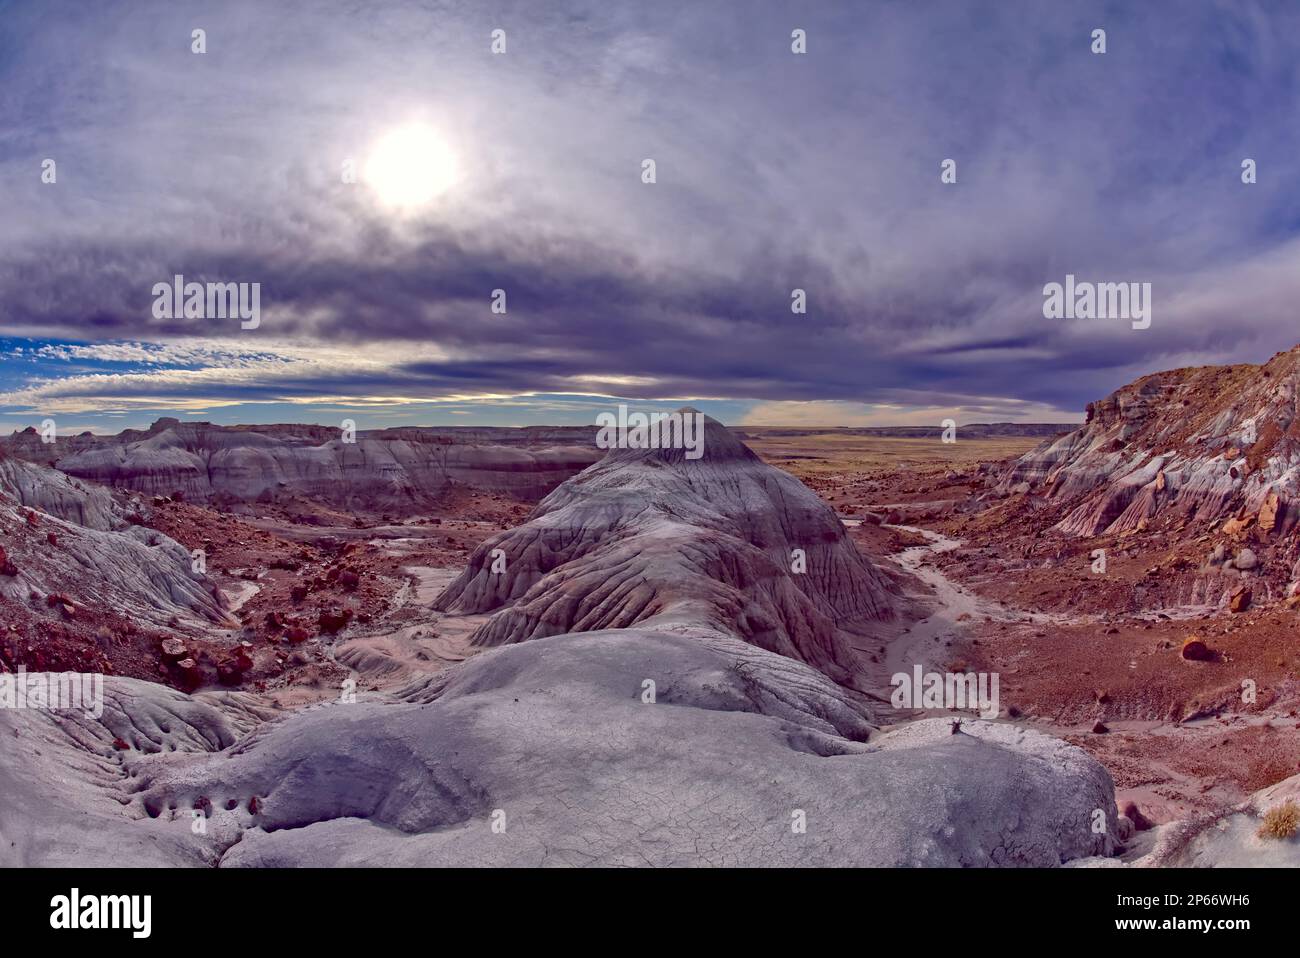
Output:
1139,769,1300,867
1002,345,1300,538
0,677,266,867
434,411,898,682
1,418,603,509
0,457,231,628
1,629,1123,867
0,451,123,530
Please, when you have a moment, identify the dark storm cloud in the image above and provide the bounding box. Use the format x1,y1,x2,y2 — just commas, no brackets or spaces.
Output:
5,0,1300,423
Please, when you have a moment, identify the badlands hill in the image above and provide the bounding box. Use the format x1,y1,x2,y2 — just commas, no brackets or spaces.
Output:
0,448,231,637
1,418,603,512
990,345,1300,611
435,411,899,683
1002,345,1300,539
0,410,1130,867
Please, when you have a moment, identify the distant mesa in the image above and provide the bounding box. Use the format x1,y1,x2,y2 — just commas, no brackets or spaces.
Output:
0,418,605,512
740,422,1076,439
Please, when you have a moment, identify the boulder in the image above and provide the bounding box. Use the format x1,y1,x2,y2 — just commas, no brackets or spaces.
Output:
1223,514,1254,537
1229,585,1252,613
318,608,352,633
217,647,254,685
1259,492,1282,534
1120,800,1154,831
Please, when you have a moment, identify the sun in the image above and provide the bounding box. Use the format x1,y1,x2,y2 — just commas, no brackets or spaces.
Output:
363,124,459,210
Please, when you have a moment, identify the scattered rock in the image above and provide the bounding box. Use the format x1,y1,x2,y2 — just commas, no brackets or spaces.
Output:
1222,514,1254,537
1259,492,1281,534
318,608,352,633
174,657,201,691
1229,585,1252,613
45,594,76,618
217,646,255,686
1116,814,1136,842
1121,800,1154,831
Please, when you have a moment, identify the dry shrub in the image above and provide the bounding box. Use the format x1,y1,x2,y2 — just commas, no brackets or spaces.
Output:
1257,800,1300,840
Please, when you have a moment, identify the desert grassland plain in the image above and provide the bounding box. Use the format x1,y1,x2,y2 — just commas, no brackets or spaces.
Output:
742,431,1043,479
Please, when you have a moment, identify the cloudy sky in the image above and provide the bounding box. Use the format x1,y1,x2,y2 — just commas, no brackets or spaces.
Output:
3,0,1300,433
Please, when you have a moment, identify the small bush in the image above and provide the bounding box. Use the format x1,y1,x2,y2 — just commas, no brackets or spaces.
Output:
1257,800,1300,840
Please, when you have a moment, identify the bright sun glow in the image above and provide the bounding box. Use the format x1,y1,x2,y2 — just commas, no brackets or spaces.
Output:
364,124,459,210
